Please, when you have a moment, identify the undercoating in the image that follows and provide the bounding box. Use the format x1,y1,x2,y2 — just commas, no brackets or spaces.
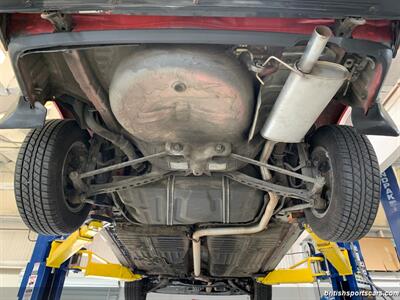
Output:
118,174,265,225
114,220,302,278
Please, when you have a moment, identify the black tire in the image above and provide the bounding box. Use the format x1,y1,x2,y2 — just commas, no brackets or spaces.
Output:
305,125,380,242
14,119,91,235
252,282,272,300
124,280,149,300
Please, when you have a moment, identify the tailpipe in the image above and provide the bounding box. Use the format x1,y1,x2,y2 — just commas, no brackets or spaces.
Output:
261,26,349,143
298,26,332,73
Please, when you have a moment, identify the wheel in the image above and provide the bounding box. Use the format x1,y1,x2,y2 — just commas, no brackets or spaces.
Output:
252,282,272,300
14,119,91,235
305,125,380,242
124,279,150,300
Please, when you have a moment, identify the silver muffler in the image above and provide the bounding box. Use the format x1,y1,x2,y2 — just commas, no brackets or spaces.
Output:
261,26,349,143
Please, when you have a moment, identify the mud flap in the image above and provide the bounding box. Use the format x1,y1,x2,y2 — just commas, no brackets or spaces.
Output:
351,103,399,136
0,95,46,129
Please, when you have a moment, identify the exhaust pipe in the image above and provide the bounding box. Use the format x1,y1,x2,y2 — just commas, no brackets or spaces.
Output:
192,192,279,278
297,26,332,73
261,26,349,143
259,140,276,180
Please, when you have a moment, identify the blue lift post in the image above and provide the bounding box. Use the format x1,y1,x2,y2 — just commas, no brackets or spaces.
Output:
324,241,373,300
314,240,370,300
380,166,400,257
18,235,69,300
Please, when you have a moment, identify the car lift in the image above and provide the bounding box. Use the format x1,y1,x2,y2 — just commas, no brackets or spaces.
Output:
18,167,400,300
18,220,141,300
17,221,370,300
257,226,354,285
257,227,375,300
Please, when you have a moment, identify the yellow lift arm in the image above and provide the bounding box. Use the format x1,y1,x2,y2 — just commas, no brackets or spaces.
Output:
46,220,141,282
70,250,142,281
46,221,350,284
305,226,353,276
258,257,326,284
257,225,353,285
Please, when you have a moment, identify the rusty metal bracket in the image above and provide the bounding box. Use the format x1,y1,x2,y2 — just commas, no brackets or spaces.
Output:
334,17,366,38
41,12,73,32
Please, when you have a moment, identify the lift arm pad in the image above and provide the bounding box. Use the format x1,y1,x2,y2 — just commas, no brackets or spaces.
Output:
306,227,353,276
46,221,103,268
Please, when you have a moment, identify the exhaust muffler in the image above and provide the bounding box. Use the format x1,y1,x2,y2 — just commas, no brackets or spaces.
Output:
261,26,349,143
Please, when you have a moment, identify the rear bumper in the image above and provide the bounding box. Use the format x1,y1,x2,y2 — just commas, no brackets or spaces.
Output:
0,94,46,129
1,0,400,19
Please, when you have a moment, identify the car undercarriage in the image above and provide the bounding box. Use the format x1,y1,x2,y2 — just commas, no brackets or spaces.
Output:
1,4,399,298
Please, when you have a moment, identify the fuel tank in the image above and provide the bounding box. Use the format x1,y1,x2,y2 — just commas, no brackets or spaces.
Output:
109,46,254,144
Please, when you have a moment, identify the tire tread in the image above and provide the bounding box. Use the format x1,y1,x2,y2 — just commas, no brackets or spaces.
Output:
306,125,380,242
14,120,89,235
